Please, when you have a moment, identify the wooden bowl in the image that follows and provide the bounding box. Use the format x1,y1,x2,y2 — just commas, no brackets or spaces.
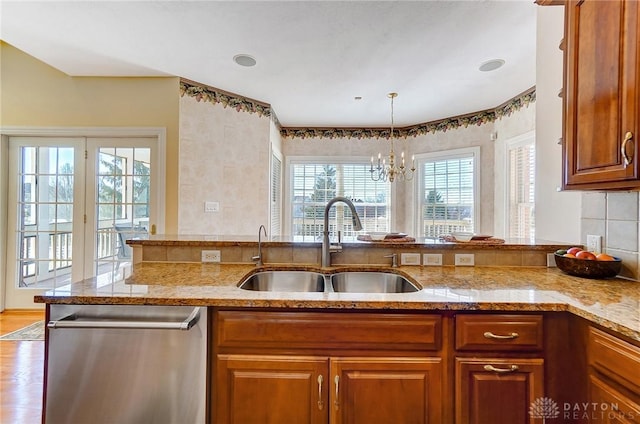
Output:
554,253,622,279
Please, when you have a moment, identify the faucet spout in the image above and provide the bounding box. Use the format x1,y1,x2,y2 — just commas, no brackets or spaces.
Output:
252,224,268,266
322,196,363,267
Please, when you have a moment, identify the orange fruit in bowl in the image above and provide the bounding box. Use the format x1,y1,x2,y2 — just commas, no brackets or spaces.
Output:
576,250,597,260
596,253,616,261
563,253,576,258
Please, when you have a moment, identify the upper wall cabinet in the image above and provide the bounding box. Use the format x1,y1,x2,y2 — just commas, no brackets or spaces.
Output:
562,0,640,190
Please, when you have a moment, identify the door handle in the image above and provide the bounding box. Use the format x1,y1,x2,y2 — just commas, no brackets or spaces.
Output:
317,375,324,410
334,375,340,410
48,307,201,331
483,331,519,340
622,131,634,167
484,364,519,373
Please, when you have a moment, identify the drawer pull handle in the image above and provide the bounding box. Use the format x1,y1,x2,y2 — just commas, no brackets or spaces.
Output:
483,331,519,340
484,364,519,373
334,375,340,410
317,375,324,410
622,131,634,167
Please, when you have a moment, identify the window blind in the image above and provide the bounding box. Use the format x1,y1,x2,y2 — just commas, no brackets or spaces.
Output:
290,161,390,241
270,154,282,237
420,153,476,237
508,143,535,238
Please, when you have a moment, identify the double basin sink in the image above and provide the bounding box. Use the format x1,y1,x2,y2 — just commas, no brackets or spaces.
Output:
239,270,420,293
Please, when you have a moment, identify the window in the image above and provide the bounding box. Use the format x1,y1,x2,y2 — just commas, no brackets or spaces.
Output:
289,160,390,241
416,147,479,237
507,140,535,239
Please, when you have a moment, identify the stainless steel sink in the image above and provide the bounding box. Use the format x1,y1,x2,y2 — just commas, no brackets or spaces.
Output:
239,271,325,292
330,272,420,293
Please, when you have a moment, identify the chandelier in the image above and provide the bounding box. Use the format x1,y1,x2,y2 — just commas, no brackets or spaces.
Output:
369,92,415,182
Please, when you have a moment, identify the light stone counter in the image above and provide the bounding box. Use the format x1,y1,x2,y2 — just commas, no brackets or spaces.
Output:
35,262,640,342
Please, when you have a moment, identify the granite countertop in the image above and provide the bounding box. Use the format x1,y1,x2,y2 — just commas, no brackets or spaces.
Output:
35,262,640,342
127,234,574,250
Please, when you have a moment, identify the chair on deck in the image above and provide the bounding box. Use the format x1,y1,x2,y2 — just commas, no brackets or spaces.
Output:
114,224,148,266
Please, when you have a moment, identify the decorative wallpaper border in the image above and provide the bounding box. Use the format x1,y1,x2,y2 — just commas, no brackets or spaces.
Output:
281,87,536,140
180,79,274,121
180,78,535,140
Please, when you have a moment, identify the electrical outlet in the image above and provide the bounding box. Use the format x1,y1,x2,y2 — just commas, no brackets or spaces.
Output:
400,253,421,266
586,235,602,253
423,254,443,266
204,201,219,213
455,253,475,266
547,253,557,267
201,250,221,263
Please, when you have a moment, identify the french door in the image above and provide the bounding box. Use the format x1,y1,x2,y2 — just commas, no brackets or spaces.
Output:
5,136,161,308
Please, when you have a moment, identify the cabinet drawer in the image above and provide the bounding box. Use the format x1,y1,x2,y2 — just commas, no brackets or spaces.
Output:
216,311,441,351
455,314,543,351
589,327,640,393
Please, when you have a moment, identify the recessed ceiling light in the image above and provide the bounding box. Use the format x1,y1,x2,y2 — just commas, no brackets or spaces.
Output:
233,54,256,67
479,59,505,72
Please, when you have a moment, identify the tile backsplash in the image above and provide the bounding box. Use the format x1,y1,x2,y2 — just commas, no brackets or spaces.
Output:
581,192,640,280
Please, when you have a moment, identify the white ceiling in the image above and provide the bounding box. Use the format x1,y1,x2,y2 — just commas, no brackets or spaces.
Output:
0,0,538,128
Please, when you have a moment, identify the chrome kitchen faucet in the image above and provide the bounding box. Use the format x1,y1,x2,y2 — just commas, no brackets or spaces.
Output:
322,197,363,267
252,224,267,266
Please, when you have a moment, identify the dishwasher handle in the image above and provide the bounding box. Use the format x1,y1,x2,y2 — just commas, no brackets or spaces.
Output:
47,307,201,331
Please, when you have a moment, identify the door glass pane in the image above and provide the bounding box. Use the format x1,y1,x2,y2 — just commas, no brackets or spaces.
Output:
16,146,74,288
95,147,151,279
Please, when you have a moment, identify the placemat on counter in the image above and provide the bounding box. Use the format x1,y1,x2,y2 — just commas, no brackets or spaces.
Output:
357,235,416,243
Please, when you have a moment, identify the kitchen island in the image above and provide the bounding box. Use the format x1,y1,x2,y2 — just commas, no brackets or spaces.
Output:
35,240,640,424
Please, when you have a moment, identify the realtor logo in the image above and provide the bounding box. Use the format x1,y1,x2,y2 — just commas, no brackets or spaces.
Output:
530,397,560,423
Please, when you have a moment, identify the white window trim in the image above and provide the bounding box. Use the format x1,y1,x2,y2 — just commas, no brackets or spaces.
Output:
284,156,396,238
413,146,481,237
502,130,535,238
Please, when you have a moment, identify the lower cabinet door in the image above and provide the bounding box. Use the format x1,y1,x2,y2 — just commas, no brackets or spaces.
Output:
455,357,544,424
589,373,640,424
330,357,443,424
215,354,328,424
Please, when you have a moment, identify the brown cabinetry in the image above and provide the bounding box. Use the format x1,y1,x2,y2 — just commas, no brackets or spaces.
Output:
562,0,640,190
215,355,327,424
588,327,640,423
330,357,442,424
212,310,444,424
454,314,545,424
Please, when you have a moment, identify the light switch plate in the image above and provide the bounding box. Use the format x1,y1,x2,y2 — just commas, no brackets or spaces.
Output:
423,254,443,266
400,253,421,266
204,201,219,213
455,253,475,266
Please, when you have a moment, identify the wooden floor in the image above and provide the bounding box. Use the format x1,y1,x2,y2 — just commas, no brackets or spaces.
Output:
0,309,46,424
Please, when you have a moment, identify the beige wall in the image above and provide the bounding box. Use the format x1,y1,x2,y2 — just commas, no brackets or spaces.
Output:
178,95,271,235
0,42,181,232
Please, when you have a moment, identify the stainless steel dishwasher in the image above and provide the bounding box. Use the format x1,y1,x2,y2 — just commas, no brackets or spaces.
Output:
44,304,207,424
